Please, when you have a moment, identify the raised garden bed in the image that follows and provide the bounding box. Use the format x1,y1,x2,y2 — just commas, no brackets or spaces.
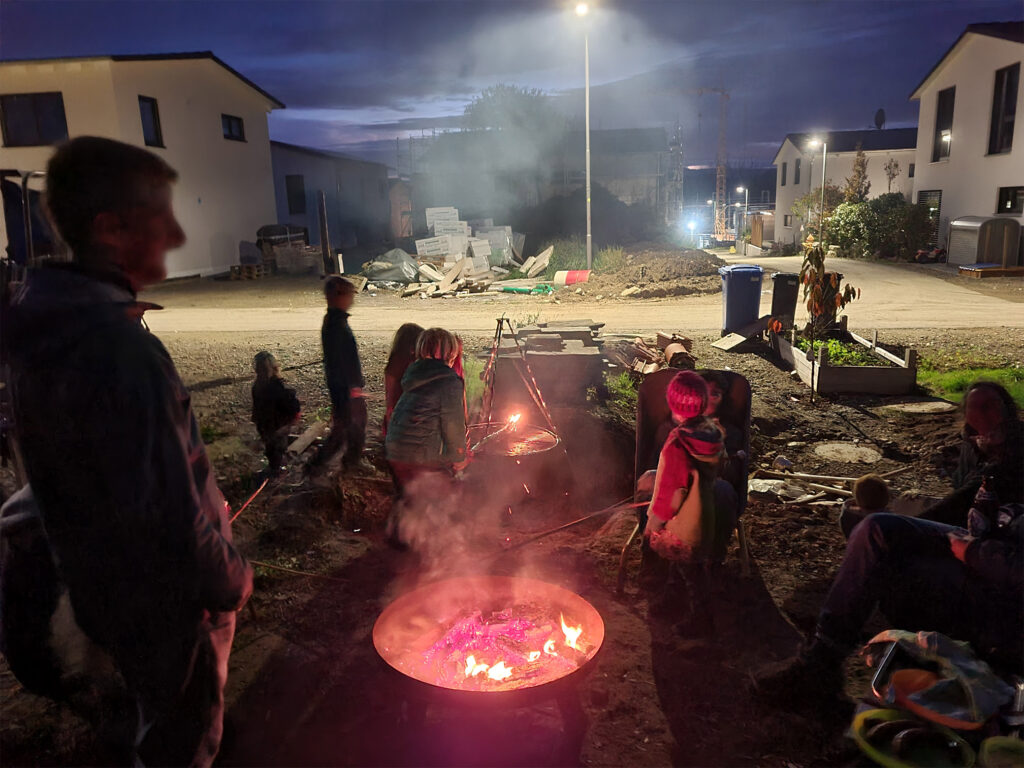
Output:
770,318,918,395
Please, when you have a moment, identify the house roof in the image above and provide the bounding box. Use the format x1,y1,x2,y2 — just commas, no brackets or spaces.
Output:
270,140,384,168
773,128,917,164
0,51,285,109
910,21,1024,99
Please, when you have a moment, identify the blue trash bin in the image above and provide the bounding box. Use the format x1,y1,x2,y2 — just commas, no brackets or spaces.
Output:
718,264,764,335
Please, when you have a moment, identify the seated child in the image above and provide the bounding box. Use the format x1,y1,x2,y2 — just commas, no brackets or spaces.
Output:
839,473,890,539
643,371,725,633
251,351,301,475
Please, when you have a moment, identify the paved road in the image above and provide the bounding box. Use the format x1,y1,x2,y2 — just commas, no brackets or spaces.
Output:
143,255,1024,336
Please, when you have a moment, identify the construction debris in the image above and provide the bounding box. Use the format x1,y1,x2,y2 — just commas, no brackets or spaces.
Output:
606,333,697,375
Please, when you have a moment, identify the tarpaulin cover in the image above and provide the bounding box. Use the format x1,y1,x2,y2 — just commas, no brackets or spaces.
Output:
362,248,420,283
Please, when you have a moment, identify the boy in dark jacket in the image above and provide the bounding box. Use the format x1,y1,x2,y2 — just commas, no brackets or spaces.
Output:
251,351,301,475
311,275,367,473
6,137,251,765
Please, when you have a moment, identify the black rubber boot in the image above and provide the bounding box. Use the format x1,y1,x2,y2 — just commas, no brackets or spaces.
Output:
750,639,846,707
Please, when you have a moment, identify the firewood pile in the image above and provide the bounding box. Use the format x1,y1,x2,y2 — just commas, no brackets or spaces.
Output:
606,332,697,375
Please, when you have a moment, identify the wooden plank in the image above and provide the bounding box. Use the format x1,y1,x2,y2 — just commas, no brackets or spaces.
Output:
849,330,909,368
288,421,328,454
437,258,466,293
711,333,750,351
520,255,538,275
526,246,554,278
345,275,368,293
418,263,445,282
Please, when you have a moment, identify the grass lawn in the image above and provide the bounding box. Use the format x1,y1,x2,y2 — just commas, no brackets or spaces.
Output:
917,366,1024,408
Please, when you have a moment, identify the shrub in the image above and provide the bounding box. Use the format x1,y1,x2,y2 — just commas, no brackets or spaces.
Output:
543,238,625,278
829,195,932,261
829,202,877,259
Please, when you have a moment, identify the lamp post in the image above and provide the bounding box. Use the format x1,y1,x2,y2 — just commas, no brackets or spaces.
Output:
735,185,748,236
576,2,592,269
808,138,827,241
706,198,715,235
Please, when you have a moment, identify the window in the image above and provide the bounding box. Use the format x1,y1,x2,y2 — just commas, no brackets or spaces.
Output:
909,163,915,179
917,190,942,247
285,174,306,215
997,186,1024,214
138,96,163,147
783,214,793,227
0,92,68,147
761,190,770,203
989,63,1019,155
794,158,801,185
780,162,788,186
221,114,245,141
932,86,954,162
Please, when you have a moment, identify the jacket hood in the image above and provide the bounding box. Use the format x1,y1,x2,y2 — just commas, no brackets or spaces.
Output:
401,358,459,392
671,422,724,462
7,265,161,366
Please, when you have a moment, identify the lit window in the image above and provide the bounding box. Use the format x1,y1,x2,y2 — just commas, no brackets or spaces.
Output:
909,163,915,179
794,158,801,185
932,87,954,162
784,214,793,227
780,162,788,187
996,186,1023,214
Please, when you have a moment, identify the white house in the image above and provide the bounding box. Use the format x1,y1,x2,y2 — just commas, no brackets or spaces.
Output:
0,52,284,277
270,141,390,251
772,128,918,243
910,21,1023,250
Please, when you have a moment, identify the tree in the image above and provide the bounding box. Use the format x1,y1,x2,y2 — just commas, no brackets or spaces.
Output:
463,84,563,134
843,143,871,203
883,157,901,193
791,183,844,238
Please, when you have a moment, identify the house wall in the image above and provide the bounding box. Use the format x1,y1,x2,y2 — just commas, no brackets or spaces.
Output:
774,139,916,243
270,144,342,247
912,34,1024,248
0,57,278,277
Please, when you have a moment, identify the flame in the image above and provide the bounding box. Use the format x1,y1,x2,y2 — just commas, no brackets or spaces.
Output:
560,614,583,651
508,413,522,425
463,655,490,677
527,651,541,662
543,639,557,656
486,661,514,681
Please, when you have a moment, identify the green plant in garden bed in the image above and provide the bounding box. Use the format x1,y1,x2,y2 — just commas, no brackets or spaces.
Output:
918,367,1024,408
795,337,884,367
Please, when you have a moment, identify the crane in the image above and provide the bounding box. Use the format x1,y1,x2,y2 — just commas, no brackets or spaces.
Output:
680,87,729,239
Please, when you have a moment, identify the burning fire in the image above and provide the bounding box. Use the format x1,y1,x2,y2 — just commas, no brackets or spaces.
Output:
447,610,588,690
508,413,522,426
561,614,583,650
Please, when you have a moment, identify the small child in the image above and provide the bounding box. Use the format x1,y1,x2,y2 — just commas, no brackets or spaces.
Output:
840,473,890,538
251,351,301,475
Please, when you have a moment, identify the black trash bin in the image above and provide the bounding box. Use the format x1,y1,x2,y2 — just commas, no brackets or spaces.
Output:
770,272,800,330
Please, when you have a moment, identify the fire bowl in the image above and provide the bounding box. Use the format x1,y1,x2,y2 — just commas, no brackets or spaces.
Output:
467,422,560,458
373,576,604,706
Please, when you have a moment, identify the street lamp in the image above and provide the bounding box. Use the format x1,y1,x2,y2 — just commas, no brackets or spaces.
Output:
736,186,748,216
808,138,828,242
576,2,592,269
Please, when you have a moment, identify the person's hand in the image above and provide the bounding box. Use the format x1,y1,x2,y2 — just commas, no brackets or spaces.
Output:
644,514,666,539
947,531,973,562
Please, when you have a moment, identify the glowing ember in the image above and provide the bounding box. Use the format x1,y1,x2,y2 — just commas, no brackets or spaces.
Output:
560,614,583,650
543,639,557,656
528,651,541,662
487,661,514,681
508,413,522,425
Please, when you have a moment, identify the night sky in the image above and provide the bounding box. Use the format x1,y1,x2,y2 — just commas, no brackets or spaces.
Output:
2,0,1021,168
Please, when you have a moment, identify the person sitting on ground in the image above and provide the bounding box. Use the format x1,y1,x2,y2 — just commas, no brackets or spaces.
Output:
919,381,1022,526
310,275,367,474
385,327,469,491
839,473,891,538
383,323,424,438
251,351,301,476
753,493,1024,708
643,371,725,635
700,370,744,562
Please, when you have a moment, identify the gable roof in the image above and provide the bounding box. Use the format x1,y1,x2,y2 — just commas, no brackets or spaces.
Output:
910,21,1024,99
269,140,384,168
773,128,917,164
0,51,284,109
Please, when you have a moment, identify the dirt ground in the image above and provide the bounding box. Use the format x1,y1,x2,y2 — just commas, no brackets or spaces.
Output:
2,318,1020,767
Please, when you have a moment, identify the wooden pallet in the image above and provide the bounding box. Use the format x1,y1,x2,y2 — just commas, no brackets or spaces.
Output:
957,264,1024,279
230,264,267,280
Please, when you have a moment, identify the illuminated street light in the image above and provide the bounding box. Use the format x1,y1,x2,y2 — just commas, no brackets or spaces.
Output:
808,137,828,241
576,2,592,268
736,185,748,217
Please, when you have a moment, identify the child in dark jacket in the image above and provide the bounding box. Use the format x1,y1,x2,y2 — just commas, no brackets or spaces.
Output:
251,351,301,475
383,323,424,438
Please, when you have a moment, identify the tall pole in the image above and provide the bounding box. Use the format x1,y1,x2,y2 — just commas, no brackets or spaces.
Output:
584,29,592,270
743,187,748,216
819,142,827,242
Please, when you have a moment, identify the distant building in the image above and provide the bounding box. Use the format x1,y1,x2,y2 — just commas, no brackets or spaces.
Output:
548,129,669,208
773,128,917,243
270,141,389,250
0,51,283,277
910,21,1023,249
